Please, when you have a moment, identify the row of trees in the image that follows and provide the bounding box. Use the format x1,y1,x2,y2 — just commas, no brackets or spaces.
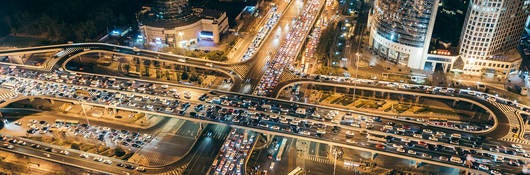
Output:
1,0,141,43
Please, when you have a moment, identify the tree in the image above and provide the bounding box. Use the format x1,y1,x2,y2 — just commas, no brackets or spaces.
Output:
114,147,126,157
181,71,189,80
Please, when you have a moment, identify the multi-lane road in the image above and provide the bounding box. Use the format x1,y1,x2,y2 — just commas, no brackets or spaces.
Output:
0,2,529,174
0,65,526,173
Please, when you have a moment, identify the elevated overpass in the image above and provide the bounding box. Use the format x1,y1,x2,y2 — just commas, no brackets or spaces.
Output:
0,95,501,175
274,79,516,139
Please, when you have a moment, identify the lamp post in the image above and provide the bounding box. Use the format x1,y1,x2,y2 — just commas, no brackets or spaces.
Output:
77,100,90,126
332,145,338,175
178,32,184,49
352,52,361,100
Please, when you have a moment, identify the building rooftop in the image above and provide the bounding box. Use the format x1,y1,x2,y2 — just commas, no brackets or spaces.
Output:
489,49,522,63
140,8,224,29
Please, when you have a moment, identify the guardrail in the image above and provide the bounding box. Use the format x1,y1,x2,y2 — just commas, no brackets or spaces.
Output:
275,80,500,135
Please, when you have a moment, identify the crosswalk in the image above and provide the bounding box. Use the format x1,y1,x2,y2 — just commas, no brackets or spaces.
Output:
492,102,521,129
230,64,250,78
499,137,530,144
304,155,332,164
43,47,91,71
0,88,18,101
159,163,189,175
54,48,83,58
492,102,529,143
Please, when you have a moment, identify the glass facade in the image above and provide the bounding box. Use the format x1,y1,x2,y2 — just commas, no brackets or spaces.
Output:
149,0,192,20
459,0,528,75
372,0,436,47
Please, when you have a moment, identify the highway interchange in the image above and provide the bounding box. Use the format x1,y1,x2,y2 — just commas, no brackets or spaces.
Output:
0,0,529,174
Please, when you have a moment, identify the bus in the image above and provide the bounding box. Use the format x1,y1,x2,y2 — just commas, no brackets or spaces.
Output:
275,138,287,161
367,133,387,143
288,167,304,175
1,82,15,89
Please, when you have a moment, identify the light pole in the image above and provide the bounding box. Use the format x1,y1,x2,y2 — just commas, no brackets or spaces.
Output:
331,145,338,175
352,52,360,101
77,100,90,126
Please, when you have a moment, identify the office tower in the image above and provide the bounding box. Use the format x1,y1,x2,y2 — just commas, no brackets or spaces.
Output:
459,0,529,78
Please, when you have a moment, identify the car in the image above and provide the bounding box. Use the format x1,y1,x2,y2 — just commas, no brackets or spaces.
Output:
508,160,520,166
450,133,461,138
478,164,489,171
124,164,136,169
511,144,523,149
103,160,112,165
397,148,405,152
60,150,69,155
375,144,385,150
80,153,89,158
421,153,432,159
407,150,416,155
490,170,502,175
439,156,449,161
136,166,146,172
450,156,462,164
346,139,356,144
392,144,403,148
93,157,103,162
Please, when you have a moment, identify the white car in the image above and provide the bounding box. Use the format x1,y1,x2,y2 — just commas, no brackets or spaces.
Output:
392,144,403,149
511,144,523,149
478,164,489,171
103,160,112,164
346,139,357,144
80,153,89,158
421,153,432,159
407,150,416,155
397,148,405,153
450,156,462,164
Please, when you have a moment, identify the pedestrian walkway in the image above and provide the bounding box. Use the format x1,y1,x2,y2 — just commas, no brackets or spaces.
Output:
230,64,251,78
304,155,332,165
0,88,18,101
491,102,527,143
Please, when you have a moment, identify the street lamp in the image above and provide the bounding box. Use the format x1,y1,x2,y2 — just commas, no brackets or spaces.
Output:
75,100,91,126
352,52,361,101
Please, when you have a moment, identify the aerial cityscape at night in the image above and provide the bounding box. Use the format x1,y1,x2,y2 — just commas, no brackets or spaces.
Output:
1,0,530,174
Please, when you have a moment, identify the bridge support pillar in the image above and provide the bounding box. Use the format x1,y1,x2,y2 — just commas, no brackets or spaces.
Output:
372,90,376,98
371,152,377,160
414,161,423,168
49,99,54,104
452,100,458,108
469,103,474,110
415,96,420,103
360,90,364,97
386,92,390,99
29,98,34,102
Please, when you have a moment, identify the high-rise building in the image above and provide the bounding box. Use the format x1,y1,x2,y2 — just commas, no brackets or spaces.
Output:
458,0,529,78
139,0,229,47
369,0,439,69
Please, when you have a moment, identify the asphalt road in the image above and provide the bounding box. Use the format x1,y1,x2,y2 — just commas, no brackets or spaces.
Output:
181,124,230,175
242,0,300,93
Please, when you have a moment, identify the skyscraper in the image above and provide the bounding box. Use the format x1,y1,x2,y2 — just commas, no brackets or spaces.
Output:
369,0,439,69
458,0,529,78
